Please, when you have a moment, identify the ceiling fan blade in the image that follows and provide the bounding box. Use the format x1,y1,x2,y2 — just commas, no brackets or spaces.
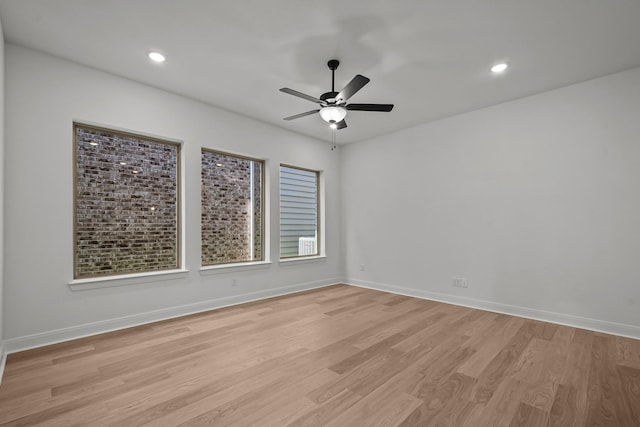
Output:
279,88,325,105
346,103,394,112
337,75,370,102
283,110,320,121
336,119,347,130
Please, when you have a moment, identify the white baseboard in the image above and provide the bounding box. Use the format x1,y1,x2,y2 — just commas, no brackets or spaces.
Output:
0,342,6,385
5,277,636,366
346,279,640,340
3,278,341,355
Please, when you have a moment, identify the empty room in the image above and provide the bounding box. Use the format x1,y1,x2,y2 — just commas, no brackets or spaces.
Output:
0,1,639,426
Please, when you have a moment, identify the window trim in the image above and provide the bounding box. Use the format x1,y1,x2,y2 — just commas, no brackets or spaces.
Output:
199,260,272,275
200,148,266,267
69,268,189,291
279,163,321,260
73,121,183,280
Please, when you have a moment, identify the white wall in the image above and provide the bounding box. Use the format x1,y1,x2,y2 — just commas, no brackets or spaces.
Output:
342,66,640,337
0,20,5,358
3,44,341,349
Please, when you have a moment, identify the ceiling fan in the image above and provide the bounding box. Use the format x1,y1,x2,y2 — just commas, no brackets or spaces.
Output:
280,59,394,130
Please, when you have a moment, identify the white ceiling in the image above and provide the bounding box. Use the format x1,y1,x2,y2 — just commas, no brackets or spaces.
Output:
1,0,640,144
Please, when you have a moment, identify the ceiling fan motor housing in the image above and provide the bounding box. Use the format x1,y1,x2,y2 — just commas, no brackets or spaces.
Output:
320,92,340,104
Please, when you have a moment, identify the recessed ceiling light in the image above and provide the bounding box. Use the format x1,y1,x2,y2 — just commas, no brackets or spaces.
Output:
216,163,223,167
89,141,98,146
491,63,508,73
132,170,139,174
120,162,127,165
148,51,166,63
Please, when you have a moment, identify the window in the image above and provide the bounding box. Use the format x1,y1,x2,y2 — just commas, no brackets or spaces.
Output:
74,123,181,279
280,165,320,258
201,149,264,266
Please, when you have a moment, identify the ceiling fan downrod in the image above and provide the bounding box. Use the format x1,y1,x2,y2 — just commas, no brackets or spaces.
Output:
328,59,339,93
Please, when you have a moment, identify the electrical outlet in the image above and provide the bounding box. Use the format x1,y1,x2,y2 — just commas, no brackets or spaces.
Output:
360,264,366,271
452,277,468,288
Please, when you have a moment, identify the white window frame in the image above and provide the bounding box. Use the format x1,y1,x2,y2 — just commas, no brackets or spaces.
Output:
279,164,322,259
200,148,266,268
72,122,184,282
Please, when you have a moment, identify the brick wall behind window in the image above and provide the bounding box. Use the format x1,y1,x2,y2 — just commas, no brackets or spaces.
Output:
201,151,262,265
75,126,179,278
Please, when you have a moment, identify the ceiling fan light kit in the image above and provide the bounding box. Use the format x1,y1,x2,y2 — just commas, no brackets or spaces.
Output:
319,106,347,124
280,59,394,132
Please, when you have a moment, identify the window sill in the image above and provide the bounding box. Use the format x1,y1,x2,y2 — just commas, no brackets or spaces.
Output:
279,255,327,266
69,269,190,291
199,261,272,275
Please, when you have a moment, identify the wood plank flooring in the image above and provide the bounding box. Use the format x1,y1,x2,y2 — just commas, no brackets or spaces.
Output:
1,284,639,426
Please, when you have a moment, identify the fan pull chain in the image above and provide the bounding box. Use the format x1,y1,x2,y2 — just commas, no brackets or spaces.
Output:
331,128,337,151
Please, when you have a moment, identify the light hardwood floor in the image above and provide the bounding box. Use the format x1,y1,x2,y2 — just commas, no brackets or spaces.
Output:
1,285,639,426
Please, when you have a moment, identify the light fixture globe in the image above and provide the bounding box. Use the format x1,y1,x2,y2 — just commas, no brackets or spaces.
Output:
319,106,347,124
